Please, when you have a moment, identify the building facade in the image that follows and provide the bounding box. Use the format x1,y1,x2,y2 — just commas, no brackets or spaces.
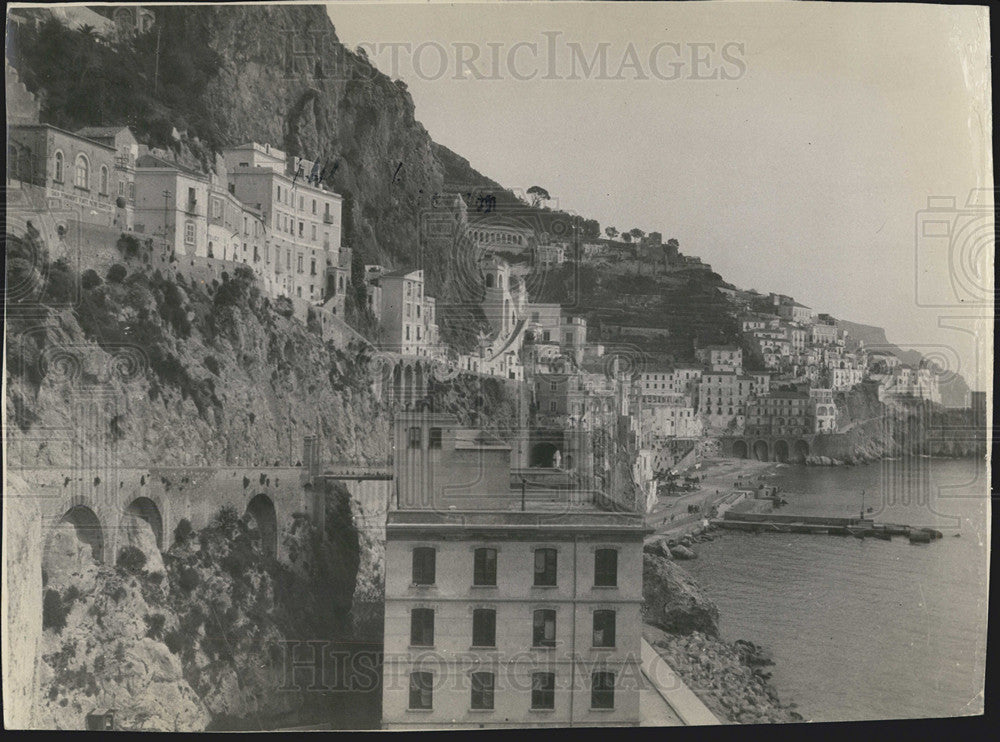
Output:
382,413,647,729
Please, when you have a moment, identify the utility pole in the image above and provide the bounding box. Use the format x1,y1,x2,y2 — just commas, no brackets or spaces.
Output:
161,189,171,241
153,27,162,97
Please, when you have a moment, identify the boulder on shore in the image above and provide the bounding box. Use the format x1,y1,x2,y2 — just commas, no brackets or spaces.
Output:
642,552,719,637
671,545,697,560
642,537,672,559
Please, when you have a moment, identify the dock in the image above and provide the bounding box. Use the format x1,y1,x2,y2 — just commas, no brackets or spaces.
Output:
711,498,943,541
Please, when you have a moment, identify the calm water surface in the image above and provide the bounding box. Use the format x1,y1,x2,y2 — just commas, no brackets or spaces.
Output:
684,457,989,722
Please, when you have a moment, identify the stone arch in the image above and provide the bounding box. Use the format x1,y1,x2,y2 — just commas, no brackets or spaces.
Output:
414,362,426,400
733,440,749,459
794,439,810,462
245,494,277,559
774,439,790,463
43,505,105,585
403,364,415,408
530,442,559,467
392,363,403,401
126,496,164,550
753,440,770,461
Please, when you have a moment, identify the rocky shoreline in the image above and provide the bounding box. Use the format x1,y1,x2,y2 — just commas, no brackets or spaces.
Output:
642,549,804,724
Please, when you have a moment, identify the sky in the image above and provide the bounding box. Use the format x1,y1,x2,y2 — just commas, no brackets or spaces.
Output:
326,1,993,391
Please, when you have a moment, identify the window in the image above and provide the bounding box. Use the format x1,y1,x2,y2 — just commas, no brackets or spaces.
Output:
429,427,442,449
118,180,125,196
594,549,618,587
531,672,555,710
409,672,433,710
408,426,422,449
99,165,109,194
472,608,496,647
310,259,316,276
412,547,435,585
298,221,304,237
592,610,616,648
297,255,303,273
473,548,497,586
591,672,615,710
211,198,222,218
533,609,556,647
184,220,195,246
470,672,494,710
312,198,317,214
549,401,557,413
74,153,89,189
410,608,434,646
406,326,411,341
534,549,556,586
54,150,64,182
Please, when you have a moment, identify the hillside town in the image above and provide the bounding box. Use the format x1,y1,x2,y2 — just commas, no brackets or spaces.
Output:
4,3,984,734
7,110,943,517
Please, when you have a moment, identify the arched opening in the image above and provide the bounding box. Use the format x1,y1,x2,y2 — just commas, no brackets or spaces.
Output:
753,440,769,461
127,497,163,550
403,365,414,408
485,273,495,288
392,363,403,401
530,442,558,467
774,440,790,463
43,506,104,585
74,153,90,189
733,440,748,459
414,363,425,401
245,494,277,559
794,439,810,462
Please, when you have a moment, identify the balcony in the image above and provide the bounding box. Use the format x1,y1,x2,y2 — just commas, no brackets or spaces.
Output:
185,198,199,215
323,214,335,225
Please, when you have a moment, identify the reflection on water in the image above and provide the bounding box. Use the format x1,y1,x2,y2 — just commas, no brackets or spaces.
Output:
685,458,988,722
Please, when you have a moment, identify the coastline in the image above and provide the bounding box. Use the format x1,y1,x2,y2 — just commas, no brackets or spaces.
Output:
642,457,800,724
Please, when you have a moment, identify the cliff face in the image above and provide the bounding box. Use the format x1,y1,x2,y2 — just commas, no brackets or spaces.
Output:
6,232,391,470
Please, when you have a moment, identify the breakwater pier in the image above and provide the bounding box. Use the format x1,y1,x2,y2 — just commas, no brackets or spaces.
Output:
711,499,944,542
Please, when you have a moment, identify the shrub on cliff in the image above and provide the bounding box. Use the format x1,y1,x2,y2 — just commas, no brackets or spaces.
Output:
174,518,194,545
42,586,80,633
177,566,200,592
107,264,127,284
117,545,148,575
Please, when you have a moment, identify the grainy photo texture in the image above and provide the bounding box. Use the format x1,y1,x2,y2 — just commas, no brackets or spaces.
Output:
2,0,992,731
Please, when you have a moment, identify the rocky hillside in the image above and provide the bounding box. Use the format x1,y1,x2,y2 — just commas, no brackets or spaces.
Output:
6,230,391,470
36,483,373,731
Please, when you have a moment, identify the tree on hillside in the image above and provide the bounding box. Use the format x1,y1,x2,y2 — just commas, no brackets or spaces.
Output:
621,233,632,243
582,219,600,238
527,185,551,207
605,226,618,239
629,228,645,241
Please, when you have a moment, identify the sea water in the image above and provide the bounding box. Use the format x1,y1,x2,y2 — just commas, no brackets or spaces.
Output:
683,457,989,722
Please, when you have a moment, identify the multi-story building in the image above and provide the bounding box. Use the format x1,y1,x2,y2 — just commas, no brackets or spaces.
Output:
379,269,440,357
382,412,647,729
696,345,743,373
224,142,344,304
74,126,139,229
134,153,212,256
776,301,815,324
809,388,837,433
745,390,813,438
537,241,567,267
8,123,120,226
528,303,587,363
698,371,766,432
